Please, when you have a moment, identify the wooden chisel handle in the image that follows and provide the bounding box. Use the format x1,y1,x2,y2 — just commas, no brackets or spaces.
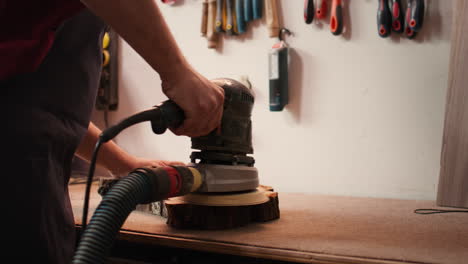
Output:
201,0,209,36
207,0,218,48
265,0,280,38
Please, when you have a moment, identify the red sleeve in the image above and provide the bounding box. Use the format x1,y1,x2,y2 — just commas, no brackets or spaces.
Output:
0,0,85,80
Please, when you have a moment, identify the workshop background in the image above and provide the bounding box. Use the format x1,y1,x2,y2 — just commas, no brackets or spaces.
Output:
91,0,452,201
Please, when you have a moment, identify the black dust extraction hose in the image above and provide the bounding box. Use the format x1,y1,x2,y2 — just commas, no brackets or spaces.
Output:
81,100,184,231
73,166,203,264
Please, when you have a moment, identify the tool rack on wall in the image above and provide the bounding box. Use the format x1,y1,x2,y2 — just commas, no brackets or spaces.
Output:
96,28,119,112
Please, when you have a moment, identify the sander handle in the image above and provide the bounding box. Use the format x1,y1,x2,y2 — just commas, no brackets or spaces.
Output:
151,100,185,134
100,100,184,142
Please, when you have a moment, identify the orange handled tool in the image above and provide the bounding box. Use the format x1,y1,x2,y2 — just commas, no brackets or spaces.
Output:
330,0,343,35
316,0,328,20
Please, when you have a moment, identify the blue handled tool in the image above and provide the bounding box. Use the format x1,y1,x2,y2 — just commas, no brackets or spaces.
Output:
236,0,247,34
244,0,253,22
252,0,262,19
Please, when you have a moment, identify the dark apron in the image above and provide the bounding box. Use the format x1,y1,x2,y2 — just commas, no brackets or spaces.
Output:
0,10,106,263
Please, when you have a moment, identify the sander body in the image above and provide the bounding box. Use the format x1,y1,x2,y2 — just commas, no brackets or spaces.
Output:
96,78,279,230
189,78,258,194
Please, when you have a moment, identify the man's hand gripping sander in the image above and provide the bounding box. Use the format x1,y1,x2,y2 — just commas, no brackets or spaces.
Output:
74,78,262,264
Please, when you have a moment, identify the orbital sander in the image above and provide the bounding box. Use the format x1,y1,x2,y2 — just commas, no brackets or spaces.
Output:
164,78,279,229
73,78,279,264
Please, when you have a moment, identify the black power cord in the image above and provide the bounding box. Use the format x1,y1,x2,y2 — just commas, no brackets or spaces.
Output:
81,139,103,231
414,208,468,215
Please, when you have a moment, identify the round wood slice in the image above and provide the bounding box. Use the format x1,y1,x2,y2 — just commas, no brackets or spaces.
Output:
164,185,280,230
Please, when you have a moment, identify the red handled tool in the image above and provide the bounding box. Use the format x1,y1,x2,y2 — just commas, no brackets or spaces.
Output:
161,0,176,4
377,0,392,37
391,0,404,33
330,0,343,35
409,0,425,31
404,0,416,38
316,0,328,20
404,0,424,39
304,0,315,24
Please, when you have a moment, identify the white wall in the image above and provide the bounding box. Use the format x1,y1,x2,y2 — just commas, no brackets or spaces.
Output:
92,0,452,200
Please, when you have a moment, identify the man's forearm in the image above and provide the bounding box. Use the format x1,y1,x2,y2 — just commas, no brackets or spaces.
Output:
75,122,136,176
80,0,190,82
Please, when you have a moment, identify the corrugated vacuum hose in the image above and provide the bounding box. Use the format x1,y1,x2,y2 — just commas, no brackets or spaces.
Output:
73,99,188,263
73,166,202,264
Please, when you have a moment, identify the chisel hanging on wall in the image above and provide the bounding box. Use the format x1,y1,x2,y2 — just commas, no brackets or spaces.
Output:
216,0,224,32
225,0,235,35
244,0,253,22
207,0,219,48
252,0,262,20
265,0,280,38
201,0,209,36
236,0,247,34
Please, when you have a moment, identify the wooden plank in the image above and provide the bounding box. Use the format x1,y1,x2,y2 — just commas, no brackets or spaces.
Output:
437,0,468,208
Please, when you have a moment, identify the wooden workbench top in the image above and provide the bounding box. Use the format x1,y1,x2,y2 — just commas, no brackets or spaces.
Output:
70,182,468,264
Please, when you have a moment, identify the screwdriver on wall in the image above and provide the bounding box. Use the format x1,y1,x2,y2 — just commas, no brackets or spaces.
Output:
304,0,315,24
404,0,424,39
408,0,425,32
252,0,262,19
316,0,328,20
330,0,344,35
244,0,253,22
377,0,392,37
391,0,404,33
216,0,224,33
225,0,235,35
236,0,247,34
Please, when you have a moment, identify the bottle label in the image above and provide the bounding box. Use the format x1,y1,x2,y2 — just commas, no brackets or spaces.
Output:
269,51,279,80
